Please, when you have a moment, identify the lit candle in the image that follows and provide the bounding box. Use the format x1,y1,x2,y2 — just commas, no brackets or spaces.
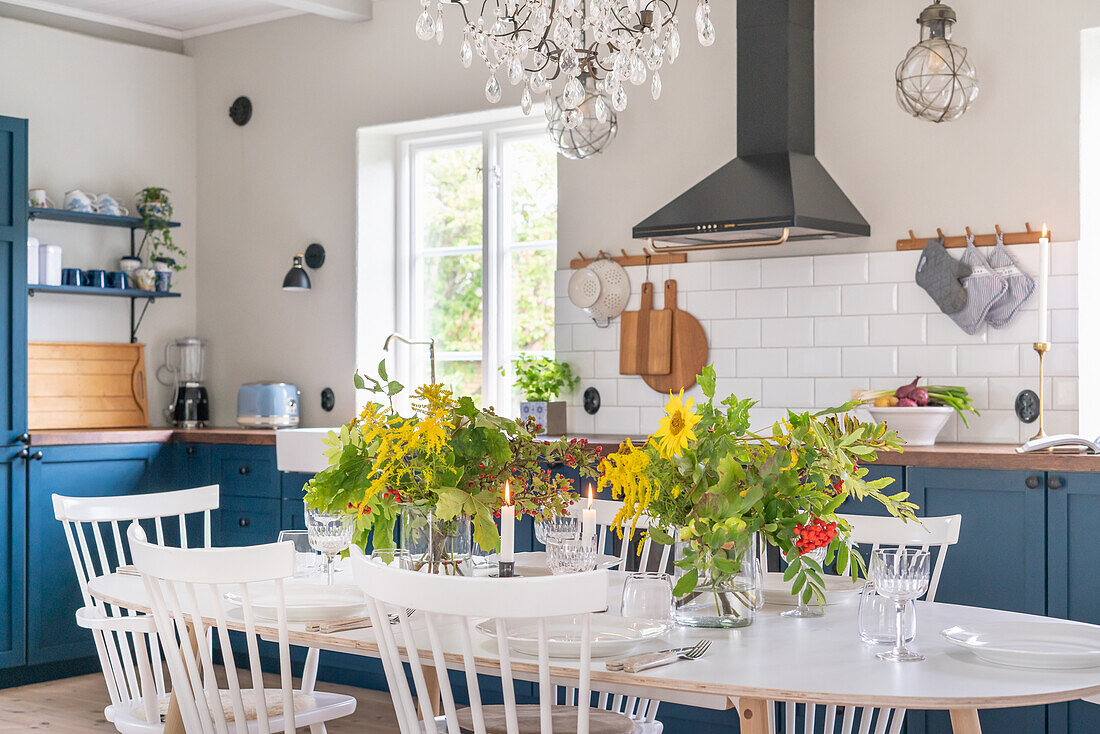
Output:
500,480,515,564
582,484,597,542
1038,224,1050,344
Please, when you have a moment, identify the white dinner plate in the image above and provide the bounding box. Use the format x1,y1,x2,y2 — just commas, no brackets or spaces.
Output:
224,583,367,622
479,551,621,577
941,621,1100,670
475,615,668,659
761,572,863,607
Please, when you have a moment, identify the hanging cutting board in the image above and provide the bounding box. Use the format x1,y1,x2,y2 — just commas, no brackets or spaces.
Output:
619,282,672,375
642,280,709,394
28,342,149,429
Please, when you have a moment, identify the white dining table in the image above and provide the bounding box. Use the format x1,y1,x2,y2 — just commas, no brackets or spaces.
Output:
87,569,1100,734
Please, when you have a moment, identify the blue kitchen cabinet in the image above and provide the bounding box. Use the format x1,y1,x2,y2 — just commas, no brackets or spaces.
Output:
173,442,213,486
25,443,165,665
0,116,27,671
281,471,312,531
211,444,283,546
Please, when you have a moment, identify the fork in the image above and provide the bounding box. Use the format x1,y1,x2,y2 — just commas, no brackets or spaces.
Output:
621,640,711,673
306,608,415,633
605,645,705,671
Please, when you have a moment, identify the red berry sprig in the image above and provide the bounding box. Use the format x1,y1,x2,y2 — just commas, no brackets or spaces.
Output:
793,517,838,555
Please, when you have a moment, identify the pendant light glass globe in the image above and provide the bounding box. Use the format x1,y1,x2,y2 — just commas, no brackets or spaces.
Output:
547,78,618,160
896,1,979,123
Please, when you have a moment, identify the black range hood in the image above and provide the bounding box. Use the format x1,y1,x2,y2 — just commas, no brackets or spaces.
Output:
633,0,870,248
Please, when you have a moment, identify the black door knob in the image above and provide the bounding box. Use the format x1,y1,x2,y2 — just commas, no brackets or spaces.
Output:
186,446,196,455
239,466,250,475
16,433,29,444
238,517,251,528
1025,475,1041,489
1047,476,1064,490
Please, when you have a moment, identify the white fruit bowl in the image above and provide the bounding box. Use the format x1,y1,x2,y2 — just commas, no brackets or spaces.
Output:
867,406,955,446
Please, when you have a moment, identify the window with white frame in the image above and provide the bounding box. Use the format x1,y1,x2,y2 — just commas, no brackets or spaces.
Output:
398,119,557,411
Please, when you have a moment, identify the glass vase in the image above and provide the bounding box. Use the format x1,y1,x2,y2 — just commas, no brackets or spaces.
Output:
672,532,762,629
398,504,471,575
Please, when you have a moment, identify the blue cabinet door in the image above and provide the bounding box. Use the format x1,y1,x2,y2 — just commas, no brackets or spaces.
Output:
214,445,279,499
0,446,25,669
906,467,1047,734
1046,472,1100,734
26,443,164,665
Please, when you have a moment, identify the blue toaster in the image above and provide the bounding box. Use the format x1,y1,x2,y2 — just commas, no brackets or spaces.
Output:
237,382,300,428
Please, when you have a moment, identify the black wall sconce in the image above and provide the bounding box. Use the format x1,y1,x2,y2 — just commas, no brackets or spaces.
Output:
282,243,326,291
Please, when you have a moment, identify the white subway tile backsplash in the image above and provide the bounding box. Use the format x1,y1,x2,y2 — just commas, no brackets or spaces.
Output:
869,251,920,283
1048,275,1077,309
578,379,618,408
617,377,667,407
1054,379,1079,411
1052,310,1078,342
672,262,712,292
960,409,1022,444
716,377,763,401
592,350,618,379
737,348,787,377
789,347,841,377
814,253,868,285
710,319,761,349
1052,242,1078,276
710,259,762,290
842,284,898,315
869,314,926,346
710,349,737,377
684,290,735,320
565,406,595,435
558,351,594,378
987,311,1039,345
815,316,869,346
556,296,587,324
591,406,640,434
554,325,572,352
989,377,1046,413
736,288,787,318
816,377,866,407
762,318,813,347
842,347,898,377
898,346,957,376
761,256,814,287
926,313,986,345
897,282,934,314
572,323,618,351
762,378,815,407
788,286,841,317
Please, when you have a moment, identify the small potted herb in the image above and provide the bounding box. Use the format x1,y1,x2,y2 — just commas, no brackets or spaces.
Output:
506,355,579,436
136,187,186,273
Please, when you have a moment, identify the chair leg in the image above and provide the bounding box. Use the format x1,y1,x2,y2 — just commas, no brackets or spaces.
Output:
302,648,320,694
309,724,327,734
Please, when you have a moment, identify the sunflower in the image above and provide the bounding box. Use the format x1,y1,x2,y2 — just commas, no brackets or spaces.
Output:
652,389,702,458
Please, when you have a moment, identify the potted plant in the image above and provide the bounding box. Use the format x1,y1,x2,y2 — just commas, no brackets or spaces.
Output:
136,187,186,274
601,365,917,628
303,361,600,573
507,354,579,436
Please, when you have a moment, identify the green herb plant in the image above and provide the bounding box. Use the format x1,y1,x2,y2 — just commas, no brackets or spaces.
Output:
505,354,579,402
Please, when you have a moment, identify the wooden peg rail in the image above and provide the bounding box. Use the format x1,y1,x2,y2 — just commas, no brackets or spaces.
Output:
569,248,687,270
896,223,1051,251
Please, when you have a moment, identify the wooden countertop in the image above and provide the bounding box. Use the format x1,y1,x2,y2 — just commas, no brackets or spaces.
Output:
29,427,278,446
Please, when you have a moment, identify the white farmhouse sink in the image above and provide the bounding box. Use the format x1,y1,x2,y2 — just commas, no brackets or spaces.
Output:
275,427,337,473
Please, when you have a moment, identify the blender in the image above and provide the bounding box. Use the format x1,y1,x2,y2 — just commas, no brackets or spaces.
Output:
157,337,210,428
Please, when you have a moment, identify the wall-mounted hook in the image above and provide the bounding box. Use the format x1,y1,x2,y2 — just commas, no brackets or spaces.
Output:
936,227,945,240
965,226,972,237
1025,222,1034,232
908,229,917,240
995,224,1003,236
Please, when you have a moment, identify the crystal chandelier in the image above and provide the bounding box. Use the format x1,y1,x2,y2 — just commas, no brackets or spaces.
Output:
415,0,715,131
547,76,618,159
895,0,979,123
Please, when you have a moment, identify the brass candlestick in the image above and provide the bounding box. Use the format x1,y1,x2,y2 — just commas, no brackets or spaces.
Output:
1030,341,1050,441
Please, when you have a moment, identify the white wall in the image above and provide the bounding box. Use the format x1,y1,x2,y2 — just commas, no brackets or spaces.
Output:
0,17,197,424
186,0,1100,434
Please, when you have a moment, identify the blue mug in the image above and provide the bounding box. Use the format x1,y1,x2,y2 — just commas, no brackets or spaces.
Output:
84,269,108,288
154,270,172,293
61,268,84,287
107,271,129,289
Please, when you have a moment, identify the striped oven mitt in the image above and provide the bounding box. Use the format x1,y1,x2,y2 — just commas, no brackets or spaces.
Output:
985,231,1036,328
950,235,1008,335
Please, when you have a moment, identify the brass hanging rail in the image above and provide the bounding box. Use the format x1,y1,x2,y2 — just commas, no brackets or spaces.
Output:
896,223,1051,250
569,248,687,270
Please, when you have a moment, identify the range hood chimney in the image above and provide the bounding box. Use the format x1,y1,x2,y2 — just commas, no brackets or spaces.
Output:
633,0,870,249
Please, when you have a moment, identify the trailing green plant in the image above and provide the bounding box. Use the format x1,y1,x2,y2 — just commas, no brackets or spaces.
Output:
505,354,579,402
136,187,186,272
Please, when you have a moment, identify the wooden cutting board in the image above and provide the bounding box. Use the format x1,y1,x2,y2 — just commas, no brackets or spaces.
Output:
619,281,672,375
642,280,709,394
28,342,149,429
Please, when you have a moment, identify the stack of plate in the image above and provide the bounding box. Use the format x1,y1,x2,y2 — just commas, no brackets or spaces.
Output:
941,621,1100,669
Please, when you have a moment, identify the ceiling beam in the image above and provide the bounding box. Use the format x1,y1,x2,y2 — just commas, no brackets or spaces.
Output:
265,0,372,22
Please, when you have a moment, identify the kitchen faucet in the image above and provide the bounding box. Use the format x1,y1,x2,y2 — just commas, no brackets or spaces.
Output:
382,333,437,384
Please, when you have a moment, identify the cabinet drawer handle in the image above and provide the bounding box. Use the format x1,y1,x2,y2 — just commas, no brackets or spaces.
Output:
1025,476,1041,490
238,517,251,528
1047,476,1064,490
239,466,251,475
186,446,196,455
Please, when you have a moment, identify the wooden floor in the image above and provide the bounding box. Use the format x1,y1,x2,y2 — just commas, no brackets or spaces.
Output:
0,670,403,733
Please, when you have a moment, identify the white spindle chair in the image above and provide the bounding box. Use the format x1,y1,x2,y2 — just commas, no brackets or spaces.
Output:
126,523,357,734
765,513,963,734
349,544,636,734
564,498,671,732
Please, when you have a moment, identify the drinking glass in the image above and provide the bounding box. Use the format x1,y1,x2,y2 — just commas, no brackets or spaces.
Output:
621,572,673,622
870,548,931,662
305,509,355,585
278,529,322,579
535,515,580,545
546,537,598,574
781,547,827,618
858,580,915,645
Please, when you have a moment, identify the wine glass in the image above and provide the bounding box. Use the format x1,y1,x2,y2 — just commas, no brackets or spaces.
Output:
305,509,355,585
535,515,580,545
781,547,827,618
546,536,598,574
870,548,931,662
278,529,322,578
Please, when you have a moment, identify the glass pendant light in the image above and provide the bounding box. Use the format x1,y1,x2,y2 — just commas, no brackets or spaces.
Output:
896,1,979,123
547,76,618,160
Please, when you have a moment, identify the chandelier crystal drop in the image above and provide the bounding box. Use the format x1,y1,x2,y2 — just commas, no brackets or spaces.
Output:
895,0,979,123
547,77,618,160
416,0,715,152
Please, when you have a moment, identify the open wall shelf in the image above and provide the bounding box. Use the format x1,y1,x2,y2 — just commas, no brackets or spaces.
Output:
27,284,180,299
28,207,180,229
